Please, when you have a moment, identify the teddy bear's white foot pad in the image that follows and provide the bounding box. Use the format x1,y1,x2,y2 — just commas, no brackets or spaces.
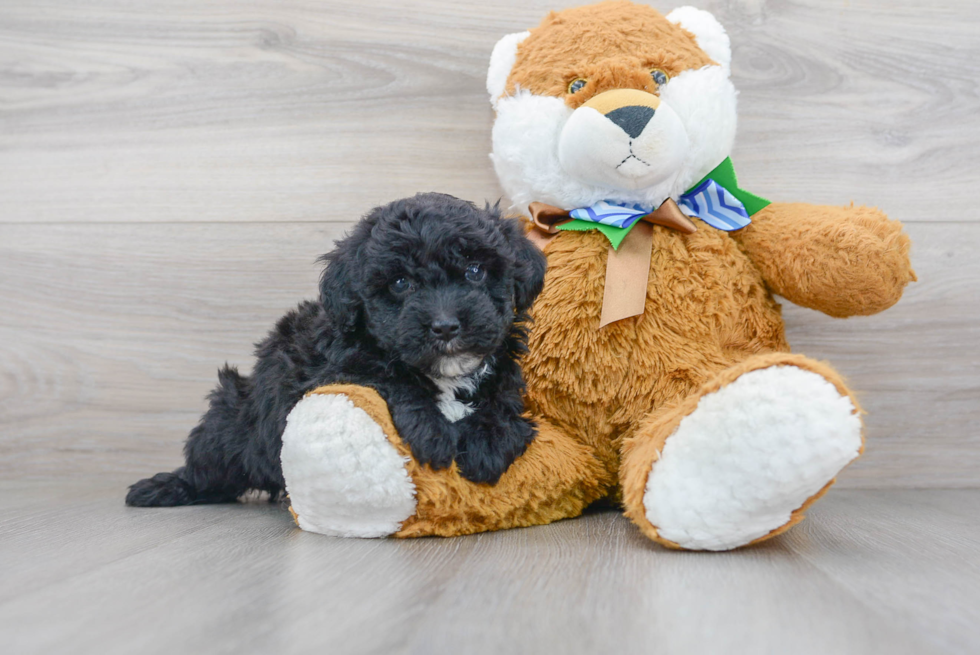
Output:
644,365,862,551
281,393,417,538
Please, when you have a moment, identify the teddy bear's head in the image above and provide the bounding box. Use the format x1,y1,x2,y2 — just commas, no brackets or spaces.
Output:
487,1,737,211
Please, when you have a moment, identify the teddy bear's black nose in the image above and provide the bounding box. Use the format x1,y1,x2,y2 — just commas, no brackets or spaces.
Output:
605,105,656,139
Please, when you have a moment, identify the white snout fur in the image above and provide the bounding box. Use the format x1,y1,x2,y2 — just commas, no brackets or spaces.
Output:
490,66,738,211
558,103,689,191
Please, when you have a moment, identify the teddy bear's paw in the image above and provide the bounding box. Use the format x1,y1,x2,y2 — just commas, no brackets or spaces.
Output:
643,365,862,551
281,393,417,538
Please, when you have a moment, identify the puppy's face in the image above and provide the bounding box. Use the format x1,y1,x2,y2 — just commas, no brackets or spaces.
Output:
320,193,546,378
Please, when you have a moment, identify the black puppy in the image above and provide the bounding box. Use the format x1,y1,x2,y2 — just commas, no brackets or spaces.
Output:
126,193,546,507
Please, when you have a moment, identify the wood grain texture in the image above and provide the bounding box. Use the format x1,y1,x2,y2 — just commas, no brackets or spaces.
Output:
2,482,979,655
1,220,977,485
3,4,978,653
0,2,978,484
0,0,978,224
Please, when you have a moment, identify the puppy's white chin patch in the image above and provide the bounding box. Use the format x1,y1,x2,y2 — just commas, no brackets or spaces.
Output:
428,357,490,423
434,353,483,378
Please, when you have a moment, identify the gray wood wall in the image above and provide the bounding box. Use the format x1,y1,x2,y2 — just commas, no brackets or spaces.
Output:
2,0,977,487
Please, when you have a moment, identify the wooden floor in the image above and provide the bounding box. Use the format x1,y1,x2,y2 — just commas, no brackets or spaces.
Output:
2,483,979,655
2,1,979,653
2,0,979,488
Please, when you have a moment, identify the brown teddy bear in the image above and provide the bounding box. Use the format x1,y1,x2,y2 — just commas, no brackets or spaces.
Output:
282,1,914,550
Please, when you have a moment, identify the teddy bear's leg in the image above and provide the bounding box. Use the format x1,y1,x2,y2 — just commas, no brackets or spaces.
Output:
619,353,864,551
281,384,609,538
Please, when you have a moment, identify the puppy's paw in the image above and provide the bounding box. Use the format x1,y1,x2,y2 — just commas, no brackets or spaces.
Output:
454,415,535,485
281,391,417,538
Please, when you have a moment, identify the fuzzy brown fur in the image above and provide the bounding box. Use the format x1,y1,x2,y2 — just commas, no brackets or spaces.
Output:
736,203,916,317
618,352,866,548
291,2,914,548
295,202,910,544
293,384,608,537
519,203,909,545
506,0,714,106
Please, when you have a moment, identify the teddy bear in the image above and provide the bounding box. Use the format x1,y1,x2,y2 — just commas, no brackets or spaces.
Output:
281,0,914,550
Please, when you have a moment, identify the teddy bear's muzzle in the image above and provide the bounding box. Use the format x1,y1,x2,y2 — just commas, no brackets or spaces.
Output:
583,88,660,121
558,88,689,191
583,88,663,139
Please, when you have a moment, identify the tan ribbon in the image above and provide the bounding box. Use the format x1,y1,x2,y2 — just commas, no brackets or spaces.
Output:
526,199,697,327
599,221,653,327
528,202,572,233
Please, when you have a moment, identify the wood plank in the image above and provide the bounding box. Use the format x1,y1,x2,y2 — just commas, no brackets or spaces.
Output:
781,222,980,487
785,490,980,655
397,511,929,655
1,221,976,486
2,2,979,653
0,477,253,604
1,0,978,224
4,483,977,654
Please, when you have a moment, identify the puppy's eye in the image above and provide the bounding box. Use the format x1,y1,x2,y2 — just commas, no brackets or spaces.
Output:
390,277,414,295
567,78,587,94
464,263,486,283
650,69,669,87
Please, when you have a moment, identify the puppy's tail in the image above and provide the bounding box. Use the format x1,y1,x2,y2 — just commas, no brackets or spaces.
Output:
125,468,197,506
125,467,244,506
126,365,253,507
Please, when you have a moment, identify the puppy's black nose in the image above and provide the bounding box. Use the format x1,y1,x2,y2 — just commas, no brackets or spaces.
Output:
605,105,655,139
430,318,460,341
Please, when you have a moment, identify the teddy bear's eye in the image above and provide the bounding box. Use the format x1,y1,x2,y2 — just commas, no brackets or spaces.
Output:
464,263,486,283
390,277,414,295
567,78,587,94
650,69,669,87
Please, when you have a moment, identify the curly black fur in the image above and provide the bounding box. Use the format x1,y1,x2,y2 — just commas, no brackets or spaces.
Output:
126,193,547,507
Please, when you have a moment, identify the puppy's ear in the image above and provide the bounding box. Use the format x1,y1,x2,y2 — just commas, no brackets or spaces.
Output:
501,217,547,314
318,239,363,333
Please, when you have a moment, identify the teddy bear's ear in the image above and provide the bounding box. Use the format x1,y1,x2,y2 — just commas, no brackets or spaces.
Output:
666,7,731,72
486,31,530,108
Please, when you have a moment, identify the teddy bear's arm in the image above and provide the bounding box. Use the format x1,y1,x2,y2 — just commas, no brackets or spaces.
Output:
730,202,915,318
